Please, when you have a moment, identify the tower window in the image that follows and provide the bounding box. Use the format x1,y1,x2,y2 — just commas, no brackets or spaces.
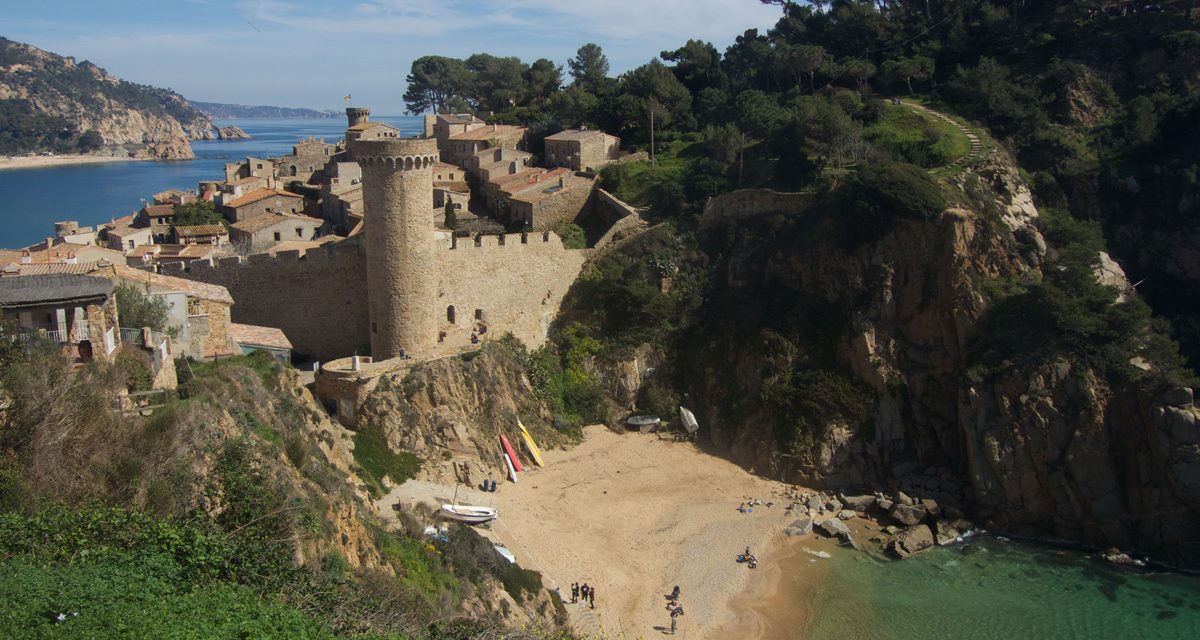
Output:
447,306,456,324
474,309,483,321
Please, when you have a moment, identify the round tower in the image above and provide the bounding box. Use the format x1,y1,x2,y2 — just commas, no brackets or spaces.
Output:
346,107,370,128
352,137,440,360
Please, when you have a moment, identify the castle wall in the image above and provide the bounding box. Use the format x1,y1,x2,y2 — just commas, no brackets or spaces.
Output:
160,244,368,361
435,232,586,351
700,189,815,228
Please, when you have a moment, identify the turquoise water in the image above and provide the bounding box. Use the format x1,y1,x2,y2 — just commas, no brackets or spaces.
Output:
0,115,423,248
804,537,1200,639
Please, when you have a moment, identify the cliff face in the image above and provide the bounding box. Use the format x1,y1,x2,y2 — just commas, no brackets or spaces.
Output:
643,153,1200,566
0,37,212,158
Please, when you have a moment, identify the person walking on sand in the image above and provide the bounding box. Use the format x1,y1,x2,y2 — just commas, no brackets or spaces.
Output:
589,586,596,609
571,582,579,603
581,583,589,604
670,604,683,634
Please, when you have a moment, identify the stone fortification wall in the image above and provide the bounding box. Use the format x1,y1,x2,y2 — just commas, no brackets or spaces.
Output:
160,244,368,361
700,189,815,228
436,232,586,351
353,137,440,359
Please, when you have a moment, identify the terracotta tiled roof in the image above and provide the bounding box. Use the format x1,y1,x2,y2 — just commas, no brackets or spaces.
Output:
89,263,233,305
174,224,227,238
1,242,126,265
231,213,319,234
224,188,303,210
228,175,267,186
500,168,571,195
509,176,594,204
230,323,293,351
0,261,104,276
142,204,175,217
437,113,482,124
449,125,525,141
489,167,546,188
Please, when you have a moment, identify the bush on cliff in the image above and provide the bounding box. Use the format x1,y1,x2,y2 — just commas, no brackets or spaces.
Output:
825,160,947,250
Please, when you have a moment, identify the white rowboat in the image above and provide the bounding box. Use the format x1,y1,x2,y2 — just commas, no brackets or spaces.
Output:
439,504,498,524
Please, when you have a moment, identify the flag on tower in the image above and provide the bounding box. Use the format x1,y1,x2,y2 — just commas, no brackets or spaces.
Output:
343,94,352,102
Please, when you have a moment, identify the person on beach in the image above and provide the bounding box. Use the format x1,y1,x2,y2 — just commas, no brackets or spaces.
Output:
589,586,596,609
670,604,683,634
669,585,680,604
581,583,589,604
571,582,579,603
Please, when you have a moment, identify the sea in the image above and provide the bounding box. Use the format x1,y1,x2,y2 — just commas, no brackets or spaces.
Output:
795,535,1200,640
0,115,424,249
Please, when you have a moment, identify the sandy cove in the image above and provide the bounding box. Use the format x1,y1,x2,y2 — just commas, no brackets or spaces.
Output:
0,154,151,171
381,426,806,639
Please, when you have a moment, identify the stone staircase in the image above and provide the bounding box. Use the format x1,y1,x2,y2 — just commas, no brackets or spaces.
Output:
565,599,606,639
904,102,983,169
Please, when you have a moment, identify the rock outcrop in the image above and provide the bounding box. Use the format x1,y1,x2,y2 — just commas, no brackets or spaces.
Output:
217,125,251,140
675,150,1200,567
0,36,211,158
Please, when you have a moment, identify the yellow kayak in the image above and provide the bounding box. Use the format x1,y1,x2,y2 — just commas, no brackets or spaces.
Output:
517,419,545,467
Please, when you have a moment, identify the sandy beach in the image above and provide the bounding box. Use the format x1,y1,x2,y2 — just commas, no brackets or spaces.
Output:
0,154,150,171
381,426,805,639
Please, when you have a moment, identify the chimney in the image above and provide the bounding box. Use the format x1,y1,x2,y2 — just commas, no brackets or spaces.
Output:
492,124,497,132
20,250,31,264
65,252,78,265
558,177,565,188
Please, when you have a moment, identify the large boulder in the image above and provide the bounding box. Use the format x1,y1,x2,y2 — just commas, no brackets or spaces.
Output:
815,518,851,539
842,495,877,511
784,517,814,536
935,519,973,546
889,503,928,526
891,525,935,558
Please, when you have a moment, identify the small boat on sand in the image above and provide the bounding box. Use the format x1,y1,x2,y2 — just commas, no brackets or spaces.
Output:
440,504,498,524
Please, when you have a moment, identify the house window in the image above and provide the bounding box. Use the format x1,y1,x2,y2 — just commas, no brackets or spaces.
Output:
295,228,303,237
273,232,281,241
127,240,134,249
447,306,456,324
372,322,377,333
474,309,483,321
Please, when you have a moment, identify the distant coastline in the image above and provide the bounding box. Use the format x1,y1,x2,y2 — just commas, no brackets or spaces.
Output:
0,154,152,172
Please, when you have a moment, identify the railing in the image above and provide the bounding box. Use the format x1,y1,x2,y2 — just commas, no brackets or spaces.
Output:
10,325,88,344
119,328,169,347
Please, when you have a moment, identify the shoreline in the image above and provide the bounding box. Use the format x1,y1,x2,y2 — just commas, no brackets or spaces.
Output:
380,426,801,639
0,154,154,171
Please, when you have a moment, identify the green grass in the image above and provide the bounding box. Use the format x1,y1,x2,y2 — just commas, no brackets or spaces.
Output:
352,424,421,497
865,104,972,169
600,139,701,207
0,553,340,639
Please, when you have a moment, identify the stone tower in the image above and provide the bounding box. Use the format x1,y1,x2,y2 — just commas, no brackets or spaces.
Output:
346,107,370,128
352,137,440,359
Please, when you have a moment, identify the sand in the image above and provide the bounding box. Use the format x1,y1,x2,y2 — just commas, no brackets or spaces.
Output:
380,426,803,639
0,154,150,171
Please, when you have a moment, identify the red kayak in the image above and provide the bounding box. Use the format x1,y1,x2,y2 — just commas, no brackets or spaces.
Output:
500,433,524,472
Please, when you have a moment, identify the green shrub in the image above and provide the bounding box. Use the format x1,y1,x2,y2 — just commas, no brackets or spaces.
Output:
352,425,422,497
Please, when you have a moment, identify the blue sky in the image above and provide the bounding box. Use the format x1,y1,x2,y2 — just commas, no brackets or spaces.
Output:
4,0,782,114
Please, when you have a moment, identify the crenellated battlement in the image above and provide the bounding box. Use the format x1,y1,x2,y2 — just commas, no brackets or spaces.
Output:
356,154,438,171
445,231,572,252
158,242,365,278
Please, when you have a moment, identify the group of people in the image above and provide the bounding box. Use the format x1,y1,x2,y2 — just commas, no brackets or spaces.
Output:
570,582,596,609
666,585,685,635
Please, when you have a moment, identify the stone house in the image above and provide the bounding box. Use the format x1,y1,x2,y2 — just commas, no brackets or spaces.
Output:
443,124,527,168
490,168,572,216
279,138,343,182
432,161,469,211
484,168,552,214
88,263,237,359
174,224,228,246
346,122,401,143
221,188,305,223
224,157,275,183
230,213,323,252
427,113,486,144
106,224,154,252
137,204,176,242
469,147,533,184
506,173,597,229
53,221,98,246
0,273,120,362
544,129,621,172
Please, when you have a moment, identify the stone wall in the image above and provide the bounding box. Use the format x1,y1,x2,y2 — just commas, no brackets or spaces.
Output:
161,243,368,361
700,189,816,228
437,232,586,351
508,175,597,229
